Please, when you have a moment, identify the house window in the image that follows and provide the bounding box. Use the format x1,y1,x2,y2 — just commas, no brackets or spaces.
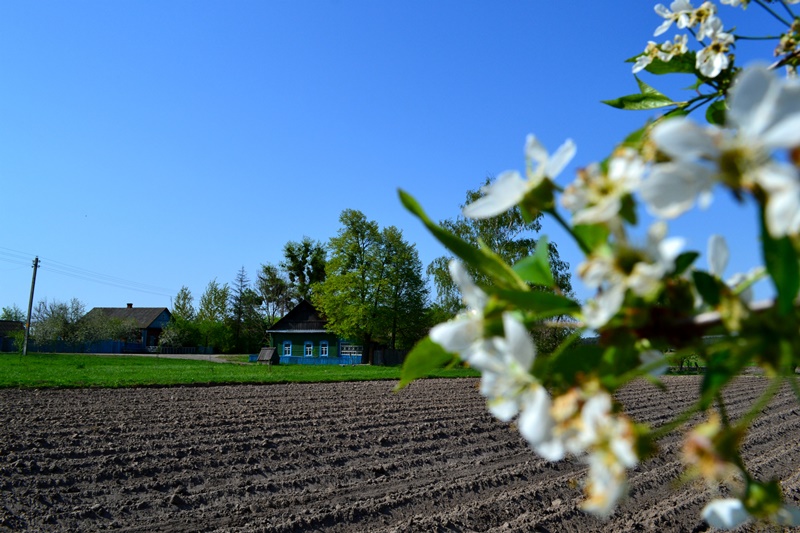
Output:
320,341,328,357
304,342,313,357
283,341,292,356
340,344,363,356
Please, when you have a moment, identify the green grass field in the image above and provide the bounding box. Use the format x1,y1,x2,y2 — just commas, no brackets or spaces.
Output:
0,353,479,389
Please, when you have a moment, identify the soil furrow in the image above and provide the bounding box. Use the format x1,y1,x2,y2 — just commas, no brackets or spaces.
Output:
1,376,798,532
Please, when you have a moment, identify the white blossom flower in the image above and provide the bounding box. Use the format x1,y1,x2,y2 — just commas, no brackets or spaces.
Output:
659,34,689,60
633,42,659,74
583,454,629,517
696,17,734,78
462,134,576,219
532,385,638,515
719,0,747,8
702,498,800,529
654,0,694,36
580,397,638,516
581,284,626,330
644,66,800,236
579,223,684,328
693,4,720,40
682,415,744,488
562,148,644,226
727,66,800,151
429,260,487,358
430,267,556,450
633,35,688,74
474,314,558,451
641,120,718,218
474,313,539,419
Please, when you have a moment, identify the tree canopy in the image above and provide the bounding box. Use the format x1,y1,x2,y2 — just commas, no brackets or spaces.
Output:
313,209,429,362
281,237,326,303
428,178,573,316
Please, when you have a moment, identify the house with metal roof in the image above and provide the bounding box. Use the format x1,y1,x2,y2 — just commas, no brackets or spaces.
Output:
83,303,171,350
268,300,362,365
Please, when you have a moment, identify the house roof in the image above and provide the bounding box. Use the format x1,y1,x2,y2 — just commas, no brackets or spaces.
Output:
268,300,327,333
0,320,24,335
85,307,170,329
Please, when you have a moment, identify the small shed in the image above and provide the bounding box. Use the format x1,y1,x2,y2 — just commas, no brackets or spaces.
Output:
257,346,278,364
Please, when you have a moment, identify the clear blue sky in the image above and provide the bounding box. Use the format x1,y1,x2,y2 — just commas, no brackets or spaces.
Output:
0,1,782,313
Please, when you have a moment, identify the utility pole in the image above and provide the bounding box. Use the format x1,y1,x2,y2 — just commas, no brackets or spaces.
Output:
23,257,40,356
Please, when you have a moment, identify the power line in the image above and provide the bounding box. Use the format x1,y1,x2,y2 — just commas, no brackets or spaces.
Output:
0,246,177,298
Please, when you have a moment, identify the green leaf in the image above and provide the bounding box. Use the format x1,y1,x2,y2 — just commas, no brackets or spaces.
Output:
491,288,579,317
513,236,554,287
547,342,604,389
619,194,637,226
705,99,726,125
602,92,677,111
673,251,699,276
761,217,800,316
635,76,667,98
620,124,648,150
643,53,697,75
603,76,687,111
399,190,527,291
396,337,457,390
572,224,609,251
692,270,722,307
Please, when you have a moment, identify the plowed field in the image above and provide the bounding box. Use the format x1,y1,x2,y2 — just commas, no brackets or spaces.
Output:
1,376,799,532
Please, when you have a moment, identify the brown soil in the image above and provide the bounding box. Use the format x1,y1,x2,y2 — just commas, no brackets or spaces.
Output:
1,376,799,532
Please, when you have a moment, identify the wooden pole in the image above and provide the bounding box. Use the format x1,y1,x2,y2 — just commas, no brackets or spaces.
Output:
22,257,40,356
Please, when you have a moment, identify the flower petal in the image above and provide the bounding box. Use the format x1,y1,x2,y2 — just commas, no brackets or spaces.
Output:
462,171,528,219
651,118,719,160
545,139,577,179
429,317,480,355
702,498,750,529
449,260,487,310
501,312,536,370
641,162,715,218
708,235,729,277
518,386,553,446
775,505,800,526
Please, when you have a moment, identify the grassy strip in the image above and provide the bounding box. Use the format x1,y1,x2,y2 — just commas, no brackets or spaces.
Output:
0,353,479,389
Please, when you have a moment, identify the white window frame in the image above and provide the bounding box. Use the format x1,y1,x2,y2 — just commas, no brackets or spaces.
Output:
283,341,292,356
304,341,313,357
320,341,329,357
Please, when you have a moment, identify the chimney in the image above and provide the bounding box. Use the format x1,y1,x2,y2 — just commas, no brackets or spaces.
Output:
127,303,133,309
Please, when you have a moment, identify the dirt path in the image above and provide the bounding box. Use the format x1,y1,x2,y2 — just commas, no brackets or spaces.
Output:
1,377,798,532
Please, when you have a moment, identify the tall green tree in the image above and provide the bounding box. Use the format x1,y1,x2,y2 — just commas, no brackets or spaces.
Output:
162,286,199,349
427,178,574,352
197,279,231,352
1,304,24,321
228,267,264,353
314,210,429,362
256,263,293,328
172,286,196,321
375,226,430,350
281,237,326,303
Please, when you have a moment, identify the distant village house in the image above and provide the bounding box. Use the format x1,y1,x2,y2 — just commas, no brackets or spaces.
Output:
268,300,362,365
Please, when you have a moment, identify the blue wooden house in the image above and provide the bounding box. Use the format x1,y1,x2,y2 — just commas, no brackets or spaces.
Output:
268,300,362,365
